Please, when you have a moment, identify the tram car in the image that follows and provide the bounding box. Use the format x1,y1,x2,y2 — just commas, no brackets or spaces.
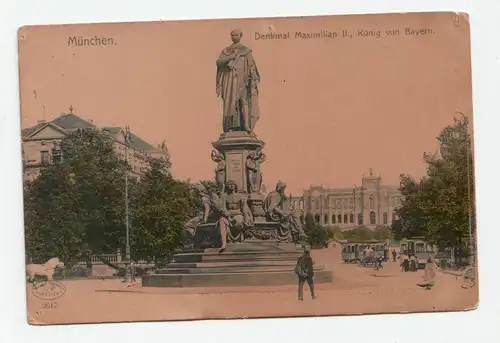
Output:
399,238,453,269
341,240,390,264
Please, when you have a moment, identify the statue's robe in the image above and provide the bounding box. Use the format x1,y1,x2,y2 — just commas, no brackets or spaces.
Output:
246,157,262,193
264,191,306,239
216,43,260,132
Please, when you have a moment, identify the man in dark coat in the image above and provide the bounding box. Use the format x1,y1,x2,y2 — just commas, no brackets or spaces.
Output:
295,248,316,301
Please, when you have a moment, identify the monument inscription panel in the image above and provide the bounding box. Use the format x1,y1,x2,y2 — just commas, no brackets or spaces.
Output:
226,152,244,190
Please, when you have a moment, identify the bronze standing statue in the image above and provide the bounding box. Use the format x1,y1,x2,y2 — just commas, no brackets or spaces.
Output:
246,147,266,194
211,150,226,193
216,29,260,133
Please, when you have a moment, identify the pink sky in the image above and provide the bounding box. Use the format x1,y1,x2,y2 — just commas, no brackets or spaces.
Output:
18,12,473,194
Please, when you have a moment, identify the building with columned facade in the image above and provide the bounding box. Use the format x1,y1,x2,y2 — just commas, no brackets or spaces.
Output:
288,169,403,231
22,110,170,182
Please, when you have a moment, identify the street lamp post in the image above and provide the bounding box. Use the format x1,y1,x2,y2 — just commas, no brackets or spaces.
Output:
123,126,133,283
459,115,474,267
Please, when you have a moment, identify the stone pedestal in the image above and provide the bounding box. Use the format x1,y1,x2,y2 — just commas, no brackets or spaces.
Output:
142,131,334,288
212,131,264,194
142,242,334,288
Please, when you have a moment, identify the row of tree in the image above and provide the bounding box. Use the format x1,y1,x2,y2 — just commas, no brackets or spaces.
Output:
24,129,198,264
302,212,392,247
391,115,475,258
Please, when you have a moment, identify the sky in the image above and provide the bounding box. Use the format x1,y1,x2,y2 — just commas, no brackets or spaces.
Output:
18,12,473,194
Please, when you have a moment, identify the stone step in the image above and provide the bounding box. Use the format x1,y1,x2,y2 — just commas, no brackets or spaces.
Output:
203,244,304,254
156,264,325,275
167,260,298,269
142,269,333,287
173,253,301,263
175,250,303,257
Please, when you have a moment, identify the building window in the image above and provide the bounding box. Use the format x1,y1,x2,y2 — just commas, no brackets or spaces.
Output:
40,150,50,165
338,214,342,223
343,214,348,223
392,212,397,221
370,211,376,225
369,195,374,209
314,214,320,223
332,215,336,224
383,213,388,225
350,214,354,223
324,215,328,225
358,213,363,225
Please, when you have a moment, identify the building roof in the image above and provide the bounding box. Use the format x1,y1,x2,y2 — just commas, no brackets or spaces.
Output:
103,126,160,153
22,113,166,155
52,113,96,130
21,122,46,137
22,113,96,138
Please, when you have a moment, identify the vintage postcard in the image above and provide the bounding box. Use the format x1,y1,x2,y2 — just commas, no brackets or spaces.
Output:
18,11,477,325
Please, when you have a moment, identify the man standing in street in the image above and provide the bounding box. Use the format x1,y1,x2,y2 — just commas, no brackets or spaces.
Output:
295,248,316,301
392,249,397,262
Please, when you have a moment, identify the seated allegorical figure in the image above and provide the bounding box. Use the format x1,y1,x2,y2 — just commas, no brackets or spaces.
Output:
183,183,221,241
217,180,254,252
263,181,307,241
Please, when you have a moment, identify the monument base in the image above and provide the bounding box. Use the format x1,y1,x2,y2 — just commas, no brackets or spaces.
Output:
212,131,264,194
142,242,334,288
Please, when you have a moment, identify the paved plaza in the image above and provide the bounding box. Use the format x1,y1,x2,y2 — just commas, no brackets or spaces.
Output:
26,249,478,325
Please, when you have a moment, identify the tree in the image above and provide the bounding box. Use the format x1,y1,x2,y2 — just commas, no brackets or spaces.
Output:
303,212,316,233
131,157,197,264
392,115,475,256
24,129,130,263
302,212,329,247
307,225,329,247
343,226,374,242
327,227,344,240
372,225,392,240
200,179,217,191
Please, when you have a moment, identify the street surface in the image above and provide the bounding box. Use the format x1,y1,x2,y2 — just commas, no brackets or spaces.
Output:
26,248,478,325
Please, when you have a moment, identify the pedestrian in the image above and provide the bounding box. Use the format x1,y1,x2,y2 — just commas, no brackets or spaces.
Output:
130,262,136,282
417,255,437,290
392,249,397,262
376,254,384,270
409,255,417,271
401,251,409,272
295,248,316,301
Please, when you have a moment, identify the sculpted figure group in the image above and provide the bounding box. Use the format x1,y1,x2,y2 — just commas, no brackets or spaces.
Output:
186,180,307,252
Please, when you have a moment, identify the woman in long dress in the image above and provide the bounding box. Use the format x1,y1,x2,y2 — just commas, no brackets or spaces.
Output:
417,255,437,290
